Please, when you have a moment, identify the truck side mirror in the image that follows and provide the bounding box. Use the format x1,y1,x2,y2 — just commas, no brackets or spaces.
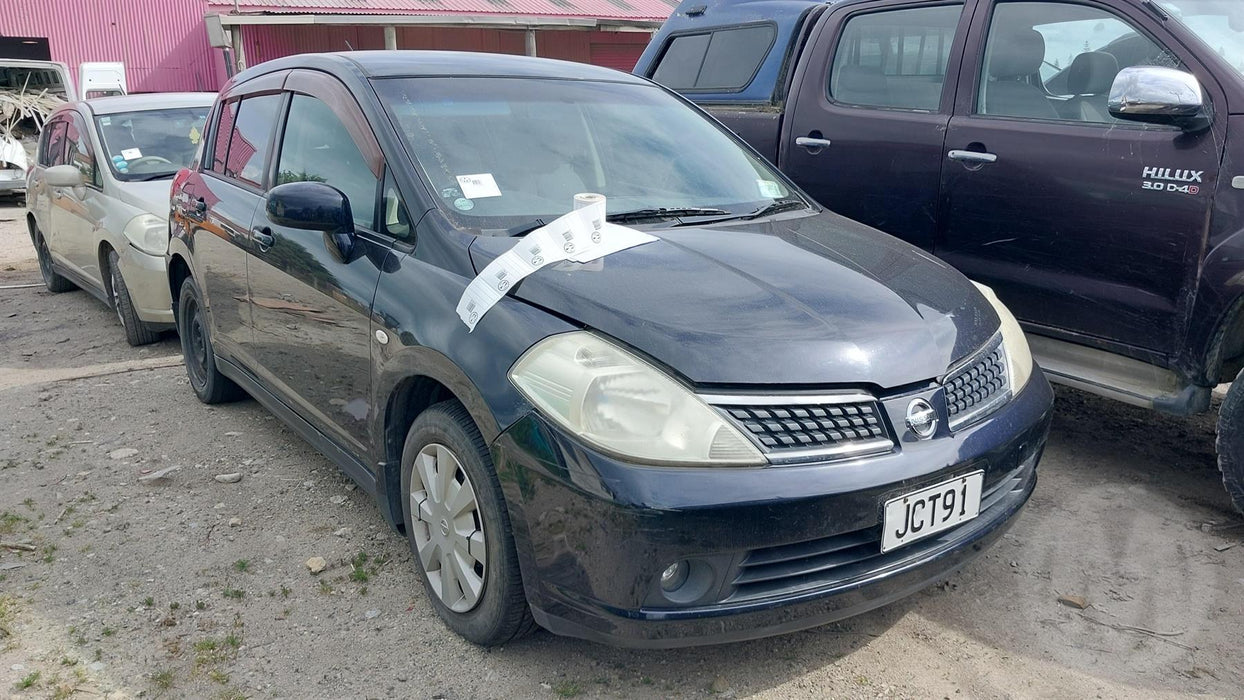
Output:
1108,66,1211,133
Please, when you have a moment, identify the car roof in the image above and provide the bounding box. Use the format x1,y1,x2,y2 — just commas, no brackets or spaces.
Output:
239,50,651,85
84,92,217,115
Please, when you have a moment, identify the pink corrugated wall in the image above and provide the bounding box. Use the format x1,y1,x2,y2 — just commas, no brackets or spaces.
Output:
0,0,225,93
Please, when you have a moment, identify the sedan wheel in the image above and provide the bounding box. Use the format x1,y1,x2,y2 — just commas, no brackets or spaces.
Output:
409,443,488,613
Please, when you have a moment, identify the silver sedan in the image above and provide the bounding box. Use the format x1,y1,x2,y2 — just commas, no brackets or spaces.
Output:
25,92,214,345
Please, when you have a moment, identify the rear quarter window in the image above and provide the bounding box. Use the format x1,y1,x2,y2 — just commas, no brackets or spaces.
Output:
651,24,777,92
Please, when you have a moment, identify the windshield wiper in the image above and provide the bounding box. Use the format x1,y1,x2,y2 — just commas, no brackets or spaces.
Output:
740,198,809,220
128,172,174,182
506,218,547,237
606,207,729,224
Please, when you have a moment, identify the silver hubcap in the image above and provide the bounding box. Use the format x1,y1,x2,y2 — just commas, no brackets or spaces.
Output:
410,443,487,613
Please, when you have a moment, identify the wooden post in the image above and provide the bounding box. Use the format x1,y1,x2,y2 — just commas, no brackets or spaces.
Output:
384,25,397,50
525,29,537,57
230,27,247,72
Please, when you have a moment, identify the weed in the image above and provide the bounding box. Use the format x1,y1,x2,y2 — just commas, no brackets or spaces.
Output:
21,498,34,509
59,657,76,667
102,627,115,637
280,585,291,598
225,633,241,649
233,559,249,573
14,670,40,690
0,511,27,535
222,588,244,600
209,669,230,685
152,669,175,691
195,600,207,611
170,602,180,611
143,597,155,608
318,580,333,595
552,680,582,698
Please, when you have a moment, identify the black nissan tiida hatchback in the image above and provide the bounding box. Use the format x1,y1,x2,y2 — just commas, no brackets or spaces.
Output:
167,51,1053,648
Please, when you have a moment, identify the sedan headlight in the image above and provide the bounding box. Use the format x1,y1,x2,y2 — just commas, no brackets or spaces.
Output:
972,282,1033,395
122,213,169,256
509,332,765,466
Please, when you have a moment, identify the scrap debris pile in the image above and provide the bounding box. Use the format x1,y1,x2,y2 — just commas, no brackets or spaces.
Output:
0,80,63,173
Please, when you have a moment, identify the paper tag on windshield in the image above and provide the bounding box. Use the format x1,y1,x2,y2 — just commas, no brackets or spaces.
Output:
121,148,142,160
456,173,501,199
757,180,783,198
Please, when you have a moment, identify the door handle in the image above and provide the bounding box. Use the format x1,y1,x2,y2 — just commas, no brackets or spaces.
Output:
252,227,274,249
948,150,998,164
796,136,833,150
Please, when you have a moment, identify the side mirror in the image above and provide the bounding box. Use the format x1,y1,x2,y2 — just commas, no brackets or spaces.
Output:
1108,66,1210,132
45,164,84,188
266,181,355,260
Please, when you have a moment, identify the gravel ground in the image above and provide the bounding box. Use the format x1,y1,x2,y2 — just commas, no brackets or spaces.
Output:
1,202,1241,699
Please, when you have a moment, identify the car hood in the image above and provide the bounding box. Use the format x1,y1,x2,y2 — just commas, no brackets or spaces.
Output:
113,179,174,217
468,211,999,389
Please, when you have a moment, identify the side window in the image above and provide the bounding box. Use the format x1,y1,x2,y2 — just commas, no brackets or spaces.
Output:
223,94,283,187
381,171,413,242
276,94,379,230
209,99,238,175
829,5,964,110
40,120,68,167
651,24,776,91
979,1,1183,123
64,114,100,187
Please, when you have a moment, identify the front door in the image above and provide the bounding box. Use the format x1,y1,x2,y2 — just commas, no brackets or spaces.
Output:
936,0,1226,355
51,111,105,282
783,0,974,250
245,72,389,454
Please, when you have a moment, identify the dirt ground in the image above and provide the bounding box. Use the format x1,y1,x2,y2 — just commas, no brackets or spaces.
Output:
1,200,1241,700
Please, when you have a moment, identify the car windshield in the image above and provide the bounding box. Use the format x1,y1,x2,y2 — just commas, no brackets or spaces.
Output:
373,77,799,231
1158,0,1244,80
94,107,209,181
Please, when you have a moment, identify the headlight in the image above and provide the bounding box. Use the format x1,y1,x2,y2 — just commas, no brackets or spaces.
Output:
972,282,1033,395
509,332,765,466
122,213,168,256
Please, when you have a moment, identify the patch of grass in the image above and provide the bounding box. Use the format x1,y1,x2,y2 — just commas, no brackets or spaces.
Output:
552,680,582,698
152,669,176,691
169,602,180,611
59,657,76,667
208,669,230,685
195,600,207,611
233,559,249,573
280,585,291,598
14,670,40,690
21,498,34,509
318,580,333,595
143,596,155,608
0,511,28,535
101,627,115,637
224,633,241,649
222,588,244,600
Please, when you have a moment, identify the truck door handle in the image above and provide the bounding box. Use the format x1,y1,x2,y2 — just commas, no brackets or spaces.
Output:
252,227,274,249
948,150,998,164
796,137,833,151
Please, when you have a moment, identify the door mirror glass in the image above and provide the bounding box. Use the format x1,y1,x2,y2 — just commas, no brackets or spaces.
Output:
1108,65,1209,131
45,164,85,188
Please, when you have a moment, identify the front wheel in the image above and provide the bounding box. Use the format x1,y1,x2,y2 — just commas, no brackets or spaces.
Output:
400,400,536,645
176,276,244,404
1216,369,1244,514
108,250,160,346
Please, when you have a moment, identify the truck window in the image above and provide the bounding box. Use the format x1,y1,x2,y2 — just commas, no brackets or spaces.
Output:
651,24,776,92
979,1,1182,124
829,5,964,111
39,119,68,167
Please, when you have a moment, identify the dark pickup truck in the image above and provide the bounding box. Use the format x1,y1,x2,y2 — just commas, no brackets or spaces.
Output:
635,0,1244,511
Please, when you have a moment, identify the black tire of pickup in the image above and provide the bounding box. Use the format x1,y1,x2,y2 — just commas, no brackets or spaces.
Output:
1215,369,1244,514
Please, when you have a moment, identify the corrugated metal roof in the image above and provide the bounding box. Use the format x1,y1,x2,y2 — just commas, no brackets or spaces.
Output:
208,0,678,21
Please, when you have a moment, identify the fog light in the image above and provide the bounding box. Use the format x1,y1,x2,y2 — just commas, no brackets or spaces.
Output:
659,561,690,592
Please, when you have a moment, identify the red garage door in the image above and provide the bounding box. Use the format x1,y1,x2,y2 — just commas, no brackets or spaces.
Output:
589,43,646,73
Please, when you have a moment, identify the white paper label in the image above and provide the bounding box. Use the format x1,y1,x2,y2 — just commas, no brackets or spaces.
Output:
121,148,142,160
455,197,656,331
456,173,501,199
757,180,783,198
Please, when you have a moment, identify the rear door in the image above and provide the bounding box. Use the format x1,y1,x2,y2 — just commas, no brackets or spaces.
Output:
782,0,974,250
244,70,391,454
188,72,286,357
936,0,1227,355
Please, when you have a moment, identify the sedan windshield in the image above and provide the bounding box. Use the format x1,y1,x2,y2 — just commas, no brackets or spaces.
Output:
95,107,209,181
1158,1,1244,80
373,77,800,231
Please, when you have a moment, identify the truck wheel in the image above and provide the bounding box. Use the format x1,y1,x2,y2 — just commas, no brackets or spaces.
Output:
1216,369,1244,514
107,250,160,347
34,228,74,293
176,276,244,404
399,399,537,646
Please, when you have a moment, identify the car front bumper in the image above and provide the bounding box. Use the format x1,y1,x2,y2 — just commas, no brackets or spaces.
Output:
117,243,174,327
490,367,1054,648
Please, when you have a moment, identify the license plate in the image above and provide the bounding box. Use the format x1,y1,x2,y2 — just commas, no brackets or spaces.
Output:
881,471,983,553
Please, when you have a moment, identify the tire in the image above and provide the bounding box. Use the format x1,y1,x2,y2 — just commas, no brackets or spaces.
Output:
176,276,244,404
1217,371,1244,514
34,227,74,293
400,399,537,646
107,250,160,347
